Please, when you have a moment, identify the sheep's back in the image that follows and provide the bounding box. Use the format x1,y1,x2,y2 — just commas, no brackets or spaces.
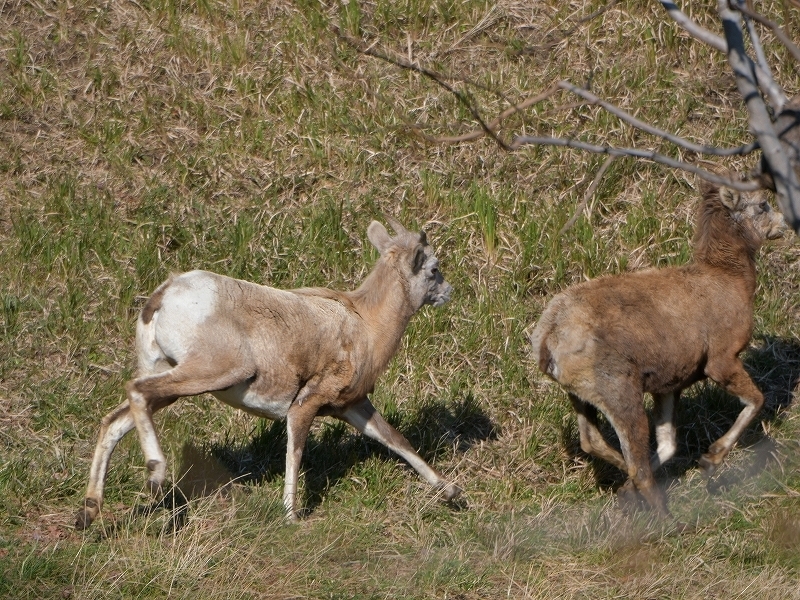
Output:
536,265,748,394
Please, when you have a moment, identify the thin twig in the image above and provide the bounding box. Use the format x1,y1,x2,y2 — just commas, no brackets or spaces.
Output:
442,5,503,56
735,1,800,64
335,25,512,150
510,135,762,191
559,81,760,156
575,0,620,26
412,84,562,144
560,156,616,234
513,0,621,56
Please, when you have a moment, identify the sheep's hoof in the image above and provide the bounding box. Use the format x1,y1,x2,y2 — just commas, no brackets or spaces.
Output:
75,509,93,530
616,479,643,513
441,482,463,502
75,498,99,530
617,479,637,499
698,455,718,478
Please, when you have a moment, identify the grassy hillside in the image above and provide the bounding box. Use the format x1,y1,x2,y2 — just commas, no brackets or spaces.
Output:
2,0,800,597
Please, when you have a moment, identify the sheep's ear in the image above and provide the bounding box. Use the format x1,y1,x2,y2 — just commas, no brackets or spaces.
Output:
367,221,393,254
698,178,717,198
384,214,410,236
719,186,743,211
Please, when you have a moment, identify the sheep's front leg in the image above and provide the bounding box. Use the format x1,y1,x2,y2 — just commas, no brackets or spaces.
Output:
701,359,764,476
283,401,319,522
335,397,462,501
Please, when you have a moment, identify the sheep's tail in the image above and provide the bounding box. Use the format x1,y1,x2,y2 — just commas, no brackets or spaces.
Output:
529,297,563,378
529,322,554,376
538,335,554,376
140,277,173,325
135,276,177,376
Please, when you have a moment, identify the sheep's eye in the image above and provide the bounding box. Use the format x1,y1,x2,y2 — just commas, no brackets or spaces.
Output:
759,201,769,213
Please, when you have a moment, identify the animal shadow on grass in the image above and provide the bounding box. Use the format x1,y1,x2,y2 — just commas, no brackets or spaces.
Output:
130,442,239,533
167,392,496,525
561,335,800,498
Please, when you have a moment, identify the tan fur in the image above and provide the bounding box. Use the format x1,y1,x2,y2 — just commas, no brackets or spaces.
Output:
76,218,459,530
530,175,786,517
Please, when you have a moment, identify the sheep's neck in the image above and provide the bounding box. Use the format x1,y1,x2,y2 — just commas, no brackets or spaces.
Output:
692,209,759,295
349,260,416,370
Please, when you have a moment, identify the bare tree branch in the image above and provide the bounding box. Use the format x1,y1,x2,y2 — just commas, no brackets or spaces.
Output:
510,135,762,190
658,0,727,51
657,0,786,110
339,3,800,231
718,0,800,232
559,81,760,156
413,78,758,156
734,0,788,110
560,156,616,234
341,27,764,190
333,25,513,150
735,1,800,64
340,20,761,158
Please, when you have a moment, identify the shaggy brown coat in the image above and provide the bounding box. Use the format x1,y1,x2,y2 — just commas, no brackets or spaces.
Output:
529,178,786,516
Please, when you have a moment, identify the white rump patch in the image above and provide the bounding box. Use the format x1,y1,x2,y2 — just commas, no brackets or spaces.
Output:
152,271,220,364
166,271,218,323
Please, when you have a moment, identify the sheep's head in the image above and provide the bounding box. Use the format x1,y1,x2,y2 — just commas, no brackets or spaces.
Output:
367,217,453,309
714,184,787,244
697,173,787,258
720,187,787,241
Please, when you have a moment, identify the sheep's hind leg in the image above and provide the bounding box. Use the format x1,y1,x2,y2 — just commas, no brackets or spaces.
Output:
283,400,319,522
613,393,677,509
76,401,135,530
607,399,669,517
586,380,669,518
700,359,764,477
126,360,254,497
568,394,627,472
334,397,462,501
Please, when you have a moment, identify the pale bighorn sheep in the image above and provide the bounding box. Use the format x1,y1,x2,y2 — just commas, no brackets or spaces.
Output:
529,175,786,517
76,217,460,529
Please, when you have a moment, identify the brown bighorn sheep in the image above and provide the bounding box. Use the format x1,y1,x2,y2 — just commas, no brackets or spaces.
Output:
529,176,786,517
76,217,460,529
